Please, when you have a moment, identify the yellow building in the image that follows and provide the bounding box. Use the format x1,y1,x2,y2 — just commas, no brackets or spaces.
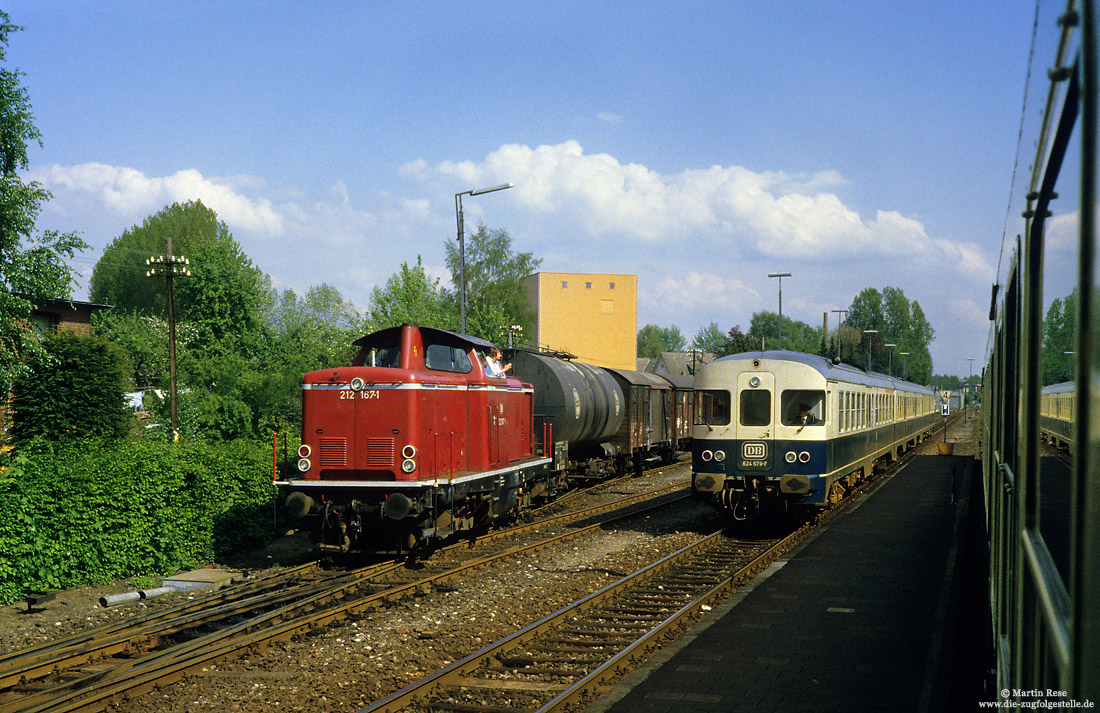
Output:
522,272,636,370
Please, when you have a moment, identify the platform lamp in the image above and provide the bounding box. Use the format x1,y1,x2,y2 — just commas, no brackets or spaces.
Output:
899,352,910,380
455,182,513,334
885,343,897,375
768,272,791,349
862,330,878,371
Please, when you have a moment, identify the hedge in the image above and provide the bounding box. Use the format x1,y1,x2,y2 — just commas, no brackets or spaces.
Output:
0,438,279,604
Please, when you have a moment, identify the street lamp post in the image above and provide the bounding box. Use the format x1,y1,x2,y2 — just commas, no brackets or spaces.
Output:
900,352,909,380
455,182,513,334
768,272,791,349
885,343,896,376
863,330,878,371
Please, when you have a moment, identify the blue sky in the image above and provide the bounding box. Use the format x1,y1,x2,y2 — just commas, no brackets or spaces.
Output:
8,1,1040,377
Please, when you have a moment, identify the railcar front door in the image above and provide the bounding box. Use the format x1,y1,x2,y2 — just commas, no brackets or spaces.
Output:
735,371,774,474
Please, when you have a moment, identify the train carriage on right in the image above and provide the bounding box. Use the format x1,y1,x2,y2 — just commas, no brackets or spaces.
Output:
983,0,1099,702
691,351,937,520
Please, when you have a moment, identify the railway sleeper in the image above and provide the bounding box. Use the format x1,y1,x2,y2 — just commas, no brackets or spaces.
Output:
425,699,541,713
500,653,607,667
448,677,570,694
535,636,636,648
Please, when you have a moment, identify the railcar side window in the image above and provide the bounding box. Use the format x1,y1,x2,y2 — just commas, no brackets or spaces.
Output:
694,390,731,426
739,390,771,426
781,390,824,426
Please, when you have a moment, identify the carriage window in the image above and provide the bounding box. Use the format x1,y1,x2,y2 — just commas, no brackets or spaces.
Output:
740,390,771,426
694,390,731,426
424,344,472,374
781,390,824,426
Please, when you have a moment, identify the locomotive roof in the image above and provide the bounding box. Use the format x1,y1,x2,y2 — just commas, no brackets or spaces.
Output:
712,350,932,394
352,324,499,351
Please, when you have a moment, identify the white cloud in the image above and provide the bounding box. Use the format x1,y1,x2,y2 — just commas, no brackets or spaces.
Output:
400,141,992,275
30,163,286,234
597,111,623,123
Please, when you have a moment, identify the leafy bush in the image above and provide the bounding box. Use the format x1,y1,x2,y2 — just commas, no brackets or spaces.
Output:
9,332,131,445
0,438,278,604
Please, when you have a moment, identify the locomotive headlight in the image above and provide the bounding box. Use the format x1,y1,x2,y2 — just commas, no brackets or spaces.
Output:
713,450,726,462
785,451,797,463
350,377,365,391
401,458,416,474
297,458,311,472
749,376,761,388
402,445,416,459
298,444,311,459
798,451,810,463
700,450,713,462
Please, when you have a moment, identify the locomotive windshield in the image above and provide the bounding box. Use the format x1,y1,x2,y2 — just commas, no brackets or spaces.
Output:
695,389,731,426
740,390,771,426
781,390,825,426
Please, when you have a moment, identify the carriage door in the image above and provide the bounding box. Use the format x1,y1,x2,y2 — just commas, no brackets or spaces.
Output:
735,370,774,473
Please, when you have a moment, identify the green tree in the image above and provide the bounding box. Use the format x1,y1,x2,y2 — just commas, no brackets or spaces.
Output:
1041,289,1077,385
90,200,230,317
175,239,268,355
637,324,686,359
9,332,131,445
443,225,540,342
747,311,822,354
717,325,757,356
843,286,934,381
691,322,726,354
0,14,88,399
369,256,457,331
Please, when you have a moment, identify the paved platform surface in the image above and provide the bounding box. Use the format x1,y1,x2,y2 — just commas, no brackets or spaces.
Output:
589,453,978,713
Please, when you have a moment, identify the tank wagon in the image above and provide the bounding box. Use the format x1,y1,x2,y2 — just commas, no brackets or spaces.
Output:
280,324,692,552
691,351,937,520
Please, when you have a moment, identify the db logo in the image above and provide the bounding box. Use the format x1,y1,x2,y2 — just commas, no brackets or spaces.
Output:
742,442,766,459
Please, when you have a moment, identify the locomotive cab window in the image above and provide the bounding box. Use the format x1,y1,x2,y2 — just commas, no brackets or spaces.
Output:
695,389,731,426
358,345,400,368
740,389,771,426
781,390,824,426
425,344,472,374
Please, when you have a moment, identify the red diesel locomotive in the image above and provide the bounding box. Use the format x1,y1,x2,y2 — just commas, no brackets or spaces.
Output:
281,323,692,553
282,324,552,552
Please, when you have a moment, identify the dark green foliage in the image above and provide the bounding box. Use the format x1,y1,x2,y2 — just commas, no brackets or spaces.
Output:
691,322,726,354
89,200,233,317
175,239,267,355
1041,289,1077,386
9,332,131,445
0,13,87,397
747,311,823,354
843,286,934,382
443,225,540,343
368,256,457,331
0,438,275,604
637,324,687,359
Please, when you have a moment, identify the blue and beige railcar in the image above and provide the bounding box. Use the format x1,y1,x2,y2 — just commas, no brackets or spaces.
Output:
1039,381,1074,451
691,351,937,519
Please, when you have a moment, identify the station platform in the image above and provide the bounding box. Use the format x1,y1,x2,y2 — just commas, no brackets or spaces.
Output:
589,449,988,713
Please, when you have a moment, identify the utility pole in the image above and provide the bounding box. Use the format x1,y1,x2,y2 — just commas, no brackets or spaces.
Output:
146,237,191,443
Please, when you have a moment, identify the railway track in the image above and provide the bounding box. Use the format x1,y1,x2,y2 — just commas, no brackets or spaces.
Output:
358,528,798,713
354,423,956,713
0,474,691,713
